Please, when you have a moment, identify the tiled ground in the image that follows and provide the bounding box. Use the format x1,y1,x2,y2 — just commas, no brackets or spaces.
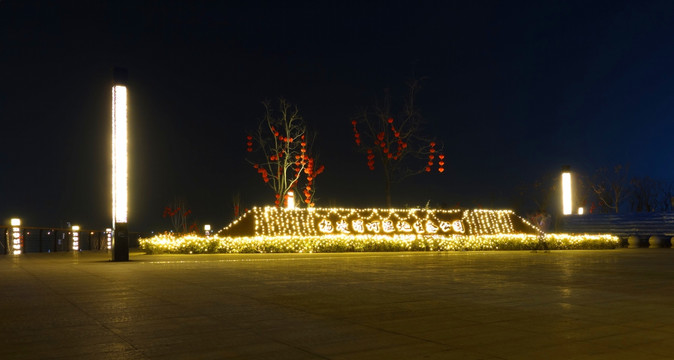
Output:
1,249,674,359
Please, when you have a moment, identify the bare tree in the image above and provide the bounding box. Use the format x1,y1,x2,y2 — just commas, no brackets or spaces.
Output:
630,177,660,212
591,164,630,213
246,99,324,207
350,79,442,207
630,177,674,212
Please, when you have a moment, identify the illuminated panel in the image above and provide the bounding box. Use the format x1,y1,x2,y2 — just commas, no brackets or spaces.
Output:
72,225,80,251
578,207,584,215
562,172,572,215
11,218,21,255
221,207,537,238
112,85,128,224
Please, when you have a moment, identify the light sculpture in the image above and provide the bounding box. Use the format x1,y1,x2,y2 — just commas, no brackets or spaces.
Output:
10,218,21,255
112,68,129,261
72,225,80,251
562,168,572,215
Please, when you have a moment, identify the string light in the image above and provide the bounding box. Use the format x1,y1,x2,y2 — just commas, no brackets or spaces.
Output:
139,232,619,254
140,207,618,254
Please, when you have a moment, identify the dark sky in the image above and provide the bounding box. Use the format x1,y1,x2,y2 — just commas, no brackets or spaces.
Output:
2,0,674,232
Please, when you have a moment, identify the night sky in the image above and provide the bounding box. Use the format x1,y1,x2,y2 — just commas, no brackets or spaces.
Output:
2,0,674,232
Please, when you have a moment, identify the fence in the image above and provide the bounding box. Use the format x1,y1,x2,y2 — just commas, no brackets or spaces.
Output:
0,226,142,254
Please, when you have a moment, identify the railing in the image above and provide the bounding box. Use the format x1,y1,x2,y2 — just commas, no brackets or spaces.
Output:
560,212,674,237
0,226,142,254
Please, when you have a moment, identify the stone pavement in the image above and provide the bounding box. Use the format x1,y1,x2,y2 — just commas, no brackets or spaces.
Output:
1,249,674,359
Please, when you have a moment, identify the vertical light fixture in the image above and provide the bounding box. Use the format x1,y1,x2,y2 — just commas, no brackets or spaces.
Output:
72,225,80,251
112,68,129,261
10,218,21,255
287,190,295,209
204,224,211,236
105,228,112,250
562,166,572,215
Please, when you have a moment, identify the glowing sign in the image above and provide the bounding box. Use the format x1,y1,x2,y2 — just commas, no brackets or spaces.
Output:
318,218,465,235
221,207,529,238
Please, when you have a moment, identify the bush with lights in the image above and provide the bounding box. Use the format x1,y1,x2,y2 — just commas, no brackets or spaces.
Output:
139,207,620,254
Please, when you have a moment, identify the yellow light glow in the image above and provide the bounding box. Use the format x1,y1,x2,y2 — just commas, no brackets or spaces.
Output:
220,207,539,239
562,172,572,215
139,232,620,254
11,218,20,226
112,85,128,224
578,207,584,215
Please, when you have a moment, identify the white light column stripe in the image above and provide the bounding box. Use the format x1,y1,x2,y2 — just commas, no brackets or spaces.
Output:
112,85,128,223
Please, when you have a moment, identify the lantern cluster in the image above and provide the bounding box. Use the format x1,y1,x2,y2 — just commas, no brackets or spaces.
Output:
253,164,270,183
386,117,407,161
302,157,324,207
353,117,410,171
351,120,361,146
425,142,444,173
246,135,253,152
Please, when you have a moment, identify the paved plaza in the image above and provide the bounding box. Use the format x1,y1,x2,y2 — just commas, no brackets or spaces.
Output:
1,249,674,359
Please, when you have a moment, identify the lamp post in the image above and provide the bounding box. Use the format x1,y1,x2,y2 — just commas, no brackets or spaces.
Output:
10,218,21,255
71,225,80,251
561,166,572,215
112,67,129,261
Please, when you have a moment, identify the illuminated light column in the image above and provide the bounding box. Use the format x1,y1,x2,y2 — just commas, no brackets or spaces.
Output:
72,225,80,251
11,218,21,255
106,228,112,250
204,224,211,236
561,166,572,215
112,67,129,261
287,190,295,209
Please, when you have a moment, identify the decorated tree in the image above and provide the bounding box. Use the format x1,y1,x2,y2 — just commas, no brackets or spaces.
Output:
163,198,196,233
246,99,324,207
350,79,443,207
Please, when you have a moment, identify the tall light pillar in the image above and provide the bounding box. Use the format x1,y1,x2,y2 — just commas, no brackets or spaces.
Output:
71,225,80,251
561,166,572,215
112,68,129,261
10,218,21,255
